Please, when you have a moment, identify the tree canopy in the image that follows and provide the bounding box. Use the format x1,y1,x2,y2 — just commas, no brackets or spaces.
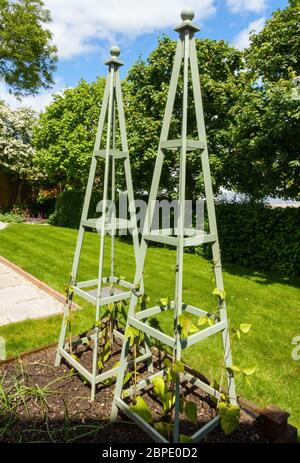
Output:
0,0,57,96
33,2,300,200
228,0,300,199
0,102,38,185
33,78,106,190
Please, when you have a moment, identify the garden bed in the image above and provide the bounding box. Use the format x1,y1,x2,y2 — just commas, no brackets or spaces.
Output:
0,342,269,443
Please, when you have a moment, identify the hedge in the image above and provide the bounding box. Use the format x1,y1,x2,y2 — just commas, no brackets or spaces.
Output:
51,191,300,276
213,202,300,276
49,190,101,229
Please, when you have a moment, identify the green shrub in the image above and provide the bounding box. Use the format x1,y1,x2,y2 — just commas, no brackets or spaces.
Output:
0,212,24,223
50,190,101,229
208,202,300,276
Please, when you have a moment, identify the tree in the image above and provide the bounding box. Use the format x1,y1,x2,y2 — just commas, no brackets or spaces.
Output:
225,78,300,200
124,36,246,199
0,0,57,97
33,78,106,190
246,0,300,82
226,0,300,199
0,102,38,201
34,37,246,198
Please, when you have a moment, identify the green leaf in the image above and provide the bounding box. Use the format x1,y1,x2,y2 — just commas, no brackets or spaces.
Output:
160,297,169,306
125,326,140,346
197,316,208,326
242,365,257,376
179,313,199,338
102,377,113,386
179,434,193,443
185,400,198,424
155,422,173,438
161,391,175,413
130,396,153,424
218,402,240,435
152,377,166,398
240,323,252,334
172,360,185,374
123,371,134,386
98,359,104,370
163,358,172,369
212,288,226,300
207,317,215,326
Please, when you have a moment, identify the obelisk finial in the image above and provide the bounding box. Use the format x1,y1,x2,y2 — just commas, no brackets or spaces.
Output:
105,45,123,66
175,8,200,33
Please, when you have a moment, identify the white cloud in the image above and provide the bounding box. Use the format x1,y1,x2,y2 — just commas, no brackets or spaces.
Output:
225,0,267,14
44,0,216,59
0,78,67,112
233,17,265,49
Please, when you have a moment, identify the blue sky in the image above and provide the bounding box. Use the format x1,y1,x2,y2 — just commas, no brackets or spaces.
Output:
1,0,288,111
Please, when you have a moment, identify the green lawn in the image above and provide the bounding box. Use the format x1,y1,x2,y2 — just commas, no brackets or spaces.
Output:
0,223,299,434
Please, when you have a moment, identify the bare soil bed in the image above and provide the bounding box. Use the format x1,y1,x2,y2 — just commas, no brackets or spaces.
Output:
0,343,268,443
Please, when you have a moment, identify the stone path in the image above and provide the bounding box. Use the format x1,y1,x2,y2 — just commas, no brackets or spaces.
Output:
0,222,8,230
0,261,64,326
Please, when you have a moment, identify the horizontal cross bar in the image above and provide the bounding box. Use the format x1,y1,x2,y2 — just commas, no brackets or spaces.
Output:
128,317,175,348
123,369,166,399
136,301,175,320
181,321,226,349
183,304,209,317
182,372,221,400
190,415,220,442
82,218,134,230
160,139,205,152
73,286,131,306
94,149,128,159
57,347,92,383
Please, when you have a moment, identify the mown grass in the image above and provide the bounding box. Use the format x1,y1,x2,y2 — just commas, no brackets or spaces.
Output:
0,223,299,434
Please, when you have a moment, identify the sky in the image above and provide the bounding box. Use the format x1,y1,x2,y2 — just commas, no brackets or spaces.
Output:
1,0,288,112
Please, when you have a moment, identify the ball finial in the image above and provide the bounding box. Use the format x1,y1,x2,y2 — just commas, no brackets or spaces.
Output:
110,45,120,57
181,8,194,21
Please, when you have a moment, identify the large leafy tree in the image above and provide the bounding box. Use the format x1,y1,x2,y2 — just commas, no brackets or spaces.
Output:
0,0,57,96
227,0,300,199
34,37,246,197
124,36,246,199
246,0,300,82
33,78,106,190
0,101,38,201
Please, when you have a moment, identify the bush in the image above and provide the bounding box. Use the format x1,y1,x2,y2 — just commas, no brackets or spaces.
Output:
0,212,24,223
0,206,27,223
50,190,101,229
210,202,300,276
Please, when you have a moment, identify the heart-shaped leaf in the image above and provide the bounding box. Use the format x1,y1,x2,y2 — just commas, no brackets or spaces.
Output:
152,376,166,398
185,400,198,424
130,396,153,424
218,402,240,435
240,323,252,334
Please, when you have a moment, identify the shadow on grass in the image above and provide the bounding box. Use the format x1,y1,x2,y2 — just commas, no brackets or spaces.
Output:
221,261,300,289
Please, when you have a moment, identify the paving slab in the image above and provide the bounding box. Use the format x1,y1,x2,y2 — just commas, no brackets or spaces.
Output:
0,259,64,326
0,222,8,231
